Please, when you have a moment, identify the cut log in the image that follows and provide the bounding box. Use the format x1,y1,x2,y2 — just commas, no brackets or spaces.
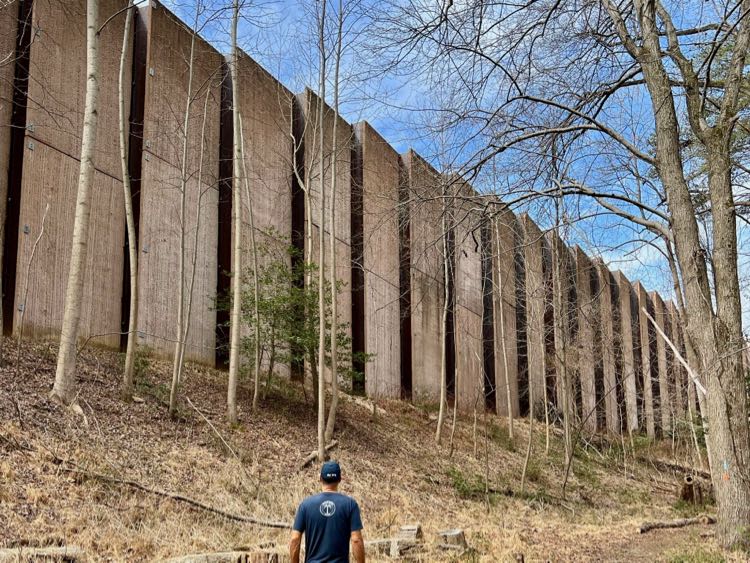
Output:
164,552,289,563
0,546,85,562
397,524,423,541
638,514,716,534
436,529,467,548
364,538,423,558
298,440,339,470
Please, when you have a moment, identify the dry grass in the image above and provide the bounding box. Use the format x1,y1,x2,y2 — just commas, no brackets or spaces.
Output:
0,338,738,562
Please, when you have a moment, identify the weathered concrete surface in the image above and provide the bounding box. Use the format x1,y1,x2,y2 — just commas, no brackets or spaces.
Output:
24,0,131,179
0,1,17,249
615,271,639,434
453,181,484,412
651,291,672,433
233,51,294,378
575,248,597,433
355,122,401,399
12,0,129,347
492,208,519,418
668,301,687,421
635,283,655,438
597,262,620,434
296,89,352,377
402,150,444,403
548,231,576,425
14,143,125,347
137,2,221,363
521,214,546,416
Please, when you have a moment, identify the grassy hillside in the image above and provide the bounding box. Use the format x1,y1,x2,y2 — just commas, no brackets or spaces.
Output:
0,339,734,561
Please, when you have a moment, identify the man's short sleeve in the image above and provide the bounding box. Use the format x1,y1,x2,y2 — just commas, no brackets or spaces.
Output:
349,500,363,532
292,502,306,533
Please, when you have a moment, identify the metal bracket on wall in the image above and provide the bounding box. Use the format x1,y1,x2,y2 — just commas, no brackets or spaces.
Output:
27,141,34,151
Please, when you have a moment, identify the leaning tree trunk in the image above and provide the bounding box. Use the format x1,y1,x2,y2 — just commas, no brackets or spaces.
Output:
51,0,100,404
119,0,138,399
227,0,242,424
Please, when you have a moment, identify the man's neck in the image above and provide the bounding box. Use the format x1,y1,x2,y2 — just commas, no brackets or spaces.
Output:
321,484,339,493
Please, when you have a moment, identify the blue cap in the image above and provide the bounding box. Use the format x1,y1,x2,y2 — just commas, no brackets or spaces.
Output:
320,461,341,483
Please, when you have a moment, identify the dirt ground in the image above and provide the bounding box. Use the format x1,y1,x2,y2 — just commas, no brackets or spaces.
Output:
0,339,739,562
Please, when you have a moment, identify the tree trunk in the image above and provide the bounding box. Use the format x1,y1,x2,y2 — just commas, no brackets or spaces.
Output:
51,0,100,404
227,0,242,424
170,11,198,418
119,1,137,399
435,182,450,444
238,114,262,411
325,0,344,445
316,0,328,462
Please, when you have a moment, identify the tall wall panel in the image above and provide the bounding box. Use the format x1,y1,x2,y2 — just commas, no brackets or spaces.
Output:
137,2,221,363
615,271,639,433
635,282,656,438
548,231,576,421
296,89,353,377
13,0,130,347
575,248,597,433
355,122,400,399
597,262,620,434
669,301,687,421
402,150,444,403
521,214,546,416
234,51,294,377
453,183,484,411
492,208,519,418
0,1,17,238
652,291,672,432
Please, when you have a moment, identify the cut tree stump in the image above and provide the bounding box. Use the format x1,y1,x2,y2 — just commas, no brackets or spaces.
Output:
679,475,703,505
638,514,716,534
397,524,423,541
436,529,467,548
0,546,86,562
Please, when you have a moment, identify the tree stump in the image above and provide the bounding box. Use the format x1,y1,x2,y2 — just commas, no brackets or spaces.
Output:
436,529,468,549
679,474,703,505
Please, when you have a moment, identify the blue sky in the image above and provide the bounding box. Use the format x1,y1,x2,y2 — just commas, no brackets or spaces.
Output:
156,0,750,332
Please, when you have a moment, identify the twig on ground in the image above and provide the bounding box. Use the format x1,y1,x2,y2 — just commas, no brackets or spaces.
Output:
299,440,339,469
638,514,716,534
60,464,290,529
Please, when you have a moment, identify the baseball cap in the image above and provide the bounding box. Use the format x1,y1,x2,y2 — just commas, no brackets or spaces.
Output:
320,461,341,483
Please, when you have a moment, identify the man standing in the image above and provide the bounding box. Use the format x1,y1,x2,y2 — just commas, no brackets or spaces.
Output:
289,461,365,563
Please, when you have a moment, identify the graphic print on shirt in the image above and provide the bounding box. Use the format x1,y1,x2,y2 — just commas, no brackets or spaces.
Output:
319,500,336,517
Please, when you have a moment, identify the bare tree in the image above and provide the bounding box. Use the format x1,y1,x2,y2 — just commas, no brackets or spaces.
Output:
51,0,100,405
227,0,242,424
119,0,137,399
373,0,750,547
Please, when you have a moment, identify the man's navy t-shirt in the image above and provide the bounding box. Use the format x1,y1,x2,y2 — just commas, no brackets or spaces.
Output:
293,491,363,563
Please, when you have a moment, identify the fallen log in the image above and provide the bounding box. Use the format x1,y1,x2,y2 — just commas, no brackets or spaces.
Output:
638,457,711,480
164,552,288,563
638,514,716,534
0,546,85,562
61,466,290,529
298,441,339,470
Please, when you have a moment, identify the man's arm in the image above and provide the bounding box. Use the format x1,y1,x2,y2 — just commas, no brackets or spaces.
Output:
351,530,365,563
289,530,302,563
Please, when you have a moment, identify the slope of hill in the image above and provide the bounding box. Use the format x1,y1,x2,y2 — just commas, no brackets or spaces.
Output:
0,339,731,561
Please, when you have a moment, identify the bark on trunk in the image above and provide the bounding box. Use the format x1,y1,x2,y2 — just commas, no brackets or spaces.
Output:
119,1,137,399
226,0,242,424
51,0,100,404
